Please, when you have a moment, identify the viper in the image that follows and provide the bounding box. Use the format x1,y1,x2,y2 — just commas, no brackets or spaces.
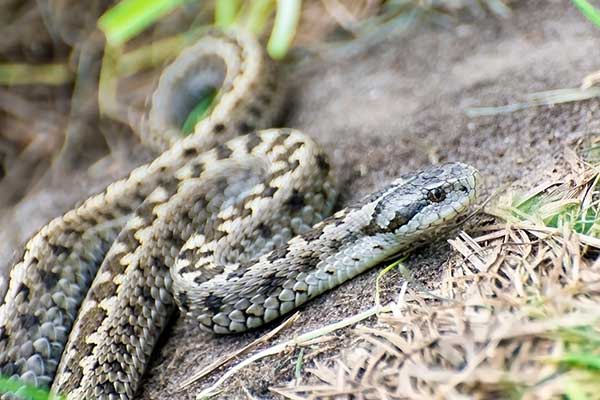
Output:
0,30,478,399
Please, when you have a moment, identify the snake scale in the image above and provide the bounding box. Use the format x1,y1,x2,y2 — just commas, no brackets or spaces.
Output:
0,30,479,399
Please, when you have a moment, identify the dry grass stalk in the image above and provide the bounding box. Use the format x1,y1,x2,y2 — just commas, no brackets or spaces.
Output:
275,140,600,399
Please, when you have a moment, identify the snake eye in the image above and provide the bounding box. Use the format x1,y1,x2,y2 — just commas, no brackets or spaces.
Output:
427,188,446,203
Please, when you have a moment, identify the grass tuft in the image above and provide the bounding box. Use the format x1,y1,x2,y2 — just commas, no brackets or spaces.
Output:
0,63,72,86
274,136,600,399
98,0,190,46
267,0,302,60
181,88,218,136
571,0,600,28
497,141,600,238
215,0,242,28
0,375,62,400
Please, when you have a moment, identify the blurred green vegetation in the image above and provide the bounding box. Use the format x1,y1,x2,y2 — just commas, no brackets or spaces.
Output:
0,375,62,400
511,172,600,239
571,0,600,28
1,0,518,137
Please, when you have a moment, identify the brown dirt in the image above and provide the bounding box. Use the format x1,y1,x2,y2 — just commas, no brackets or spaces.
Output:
136,1,600,399
2,0,600,399
136,2,600,399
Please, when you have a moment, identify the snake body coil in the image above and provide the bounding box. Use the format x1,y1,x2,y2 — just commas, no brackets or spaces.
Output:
0,31,478,399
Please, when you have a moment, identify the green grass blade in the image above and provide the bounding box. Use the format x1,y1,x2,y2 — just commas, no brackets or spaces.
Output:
215,0,242,28
560,353,600,370
0,63,72,85
571,0,600,27
0,375,63,400
375,257,407,306
244,0,276,35
181,88,218,136
98,45,120,116
294,348,304,380
116,34,189,76
98,0,189,46
560,326,600,347
267,0,302,60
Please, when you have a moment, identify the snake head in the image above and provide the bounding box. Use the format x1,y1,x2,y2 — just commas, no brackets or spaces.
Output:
368,162,479,241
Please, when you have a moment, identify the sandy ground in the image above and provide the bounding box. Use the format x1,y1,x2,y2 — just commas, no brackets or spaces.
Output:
138,1,600,399
1,0,600,399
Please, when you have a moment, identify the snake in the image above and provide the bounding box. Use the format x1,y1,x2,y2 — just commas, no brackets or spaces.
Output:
0,30,479,399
